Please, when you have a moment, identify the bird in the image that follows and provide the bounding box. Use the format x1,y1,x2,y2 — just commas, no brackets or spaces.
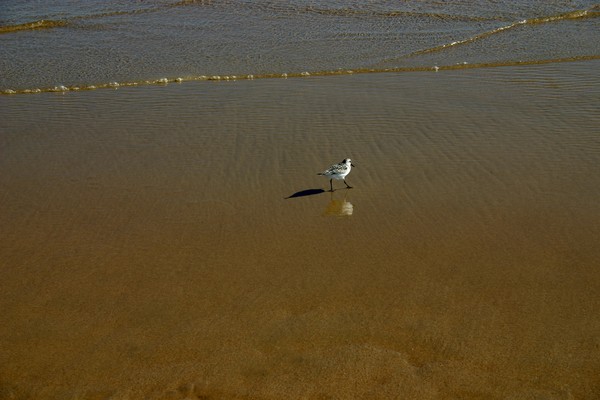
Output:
318,158,355,192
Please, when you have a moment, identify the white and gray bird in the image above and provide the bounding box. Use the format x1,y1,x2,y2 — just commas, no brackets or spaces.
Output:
318,158,355,192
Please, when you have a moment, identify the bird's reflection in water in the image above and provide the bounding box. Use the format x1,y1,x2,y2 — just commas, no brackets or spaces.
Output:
323,192,353,217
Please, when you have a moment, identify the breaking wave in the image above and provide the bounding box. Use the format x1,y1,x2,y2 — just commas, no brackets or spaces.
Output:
403,9,600,58
3,55,599,96
0,0,207,34
0,19,68,34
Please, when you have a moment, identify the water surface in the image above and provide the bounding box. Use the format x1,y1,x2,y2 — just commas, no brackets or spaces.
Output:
1,1,600,399
1,0,599,93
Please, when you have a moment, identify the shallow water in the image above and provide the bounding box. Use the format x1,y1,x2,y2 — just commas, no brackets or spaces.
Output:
1,0,599,93
1,58,600,398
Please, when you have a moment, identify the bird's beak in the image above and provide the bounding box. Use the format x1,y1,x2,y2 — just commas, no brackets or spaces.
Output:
351,163,355,167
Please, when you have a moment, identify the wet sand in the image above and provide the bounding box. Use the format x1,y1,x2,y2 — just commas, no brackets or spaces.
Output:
1,62,600,399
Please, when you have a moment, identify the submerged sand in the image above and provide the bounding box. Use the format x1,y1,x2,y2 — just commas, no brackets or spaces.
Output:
1,62,600,399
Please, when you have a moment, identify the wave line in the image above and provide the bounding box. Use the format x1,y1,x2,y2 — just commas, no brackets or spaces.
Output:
2,55,599,96
0,0,208,34
402,8,599,58
0,19,68,34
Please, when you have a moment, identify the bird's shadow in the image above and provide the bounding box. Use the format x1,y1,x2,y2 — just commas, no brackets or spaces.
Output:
285,187,352,199
285,188,326,199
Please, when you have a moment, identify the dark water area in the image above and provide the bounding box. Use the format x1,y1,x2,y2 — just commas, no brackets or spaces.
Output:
1,0,599,93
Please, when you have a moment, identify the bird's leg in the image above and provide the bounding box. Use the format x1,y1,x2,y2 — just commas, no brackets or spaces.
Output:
344,179,352,189
329,179,334,192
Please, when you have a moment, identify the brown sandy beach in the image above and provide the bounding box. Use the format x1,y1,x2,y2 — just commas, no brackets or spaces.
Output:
1,62,600,399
